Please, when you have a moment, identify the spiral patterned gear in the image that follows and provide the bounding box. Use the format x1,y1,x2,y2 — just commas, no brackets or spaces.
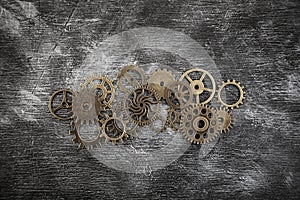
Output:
123,84,160,126
180,104,221,144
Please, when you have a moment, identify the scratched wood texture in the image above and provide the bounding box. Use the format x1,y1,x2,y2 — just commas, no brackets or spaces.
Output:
0,0,299,199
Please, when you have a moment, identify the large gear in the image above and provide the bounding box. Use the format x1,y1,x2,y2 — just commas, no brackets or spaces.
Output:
72,88,99,125
165,81,193,109
99,112,129,144
216,107,233,133
81,74,115,110
69,121,102,150
217,80,245,109
180,104,221,144
117,65,146,93
179,68,216,104
123,84,160,126
147,69,176,99
48,89,73,120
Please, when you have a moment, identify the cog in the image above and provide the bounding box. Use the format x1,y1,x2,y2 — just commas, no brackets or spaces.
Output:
180,104,220,144
165,108,181,131
48,89,73,120
147,69,175,99
179,68,216,104
216,107,233,133
165,81,193,109
69,121,102,150
81,74,115,110
117,65,146,93
123,84,160,126
99,112,129,144
72,88,98,125
217,80,245,109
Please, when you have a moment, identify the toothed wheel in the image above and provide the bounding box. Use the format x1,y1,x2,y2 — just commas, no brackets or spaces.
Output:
147,68,175,99
166,108,181,131
117,65,146,93
72,88,99,125
180,104,221,144
216,107,233,133
81,74,115,110
217,80,245,109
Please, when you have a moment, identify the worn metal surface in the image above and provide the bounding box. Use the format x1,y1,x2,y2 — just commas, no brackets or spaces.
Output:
0,0,299,199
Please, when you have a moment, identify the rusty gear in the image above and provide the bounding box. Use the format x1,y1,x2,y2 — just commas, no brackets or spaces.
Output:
72,88,98,125
117,65,146,93
180,104,220,144
179,68,216,104
48,89,73,120
217,80,245,109
123,84,160,126
147,69,175,99
216,107,233,133
165,81,193,109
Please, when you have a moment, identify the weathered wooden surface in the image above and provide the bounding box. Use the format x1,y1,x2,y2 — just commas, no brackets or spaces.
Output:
0,0,299,199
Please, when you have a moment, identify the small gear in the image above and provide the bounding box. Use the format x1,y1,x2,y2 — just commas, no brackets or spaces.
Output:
117,65,146,93
217,80,245,109
99,112,129,144
123,84,160,126
216,107,233,133
72,88,98,125
147,69,175,99
165,81,193,109
69,121,102,150
48,89,73,120
180,104,220,144
81,74,115,109
165,108,181,131
179,68,216,104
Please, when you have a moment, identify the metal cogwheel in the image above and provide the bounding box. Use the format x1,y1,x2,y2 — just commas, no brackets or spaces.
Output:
165,108,181,131
165,81,193,109
180,104,221,144
147,68,176,99
216,107,233,133
72,88,99,125
69,121,102,150
179,68,216,104
81,74,115,109
217,79,245,109
123,84,160,127
48,89,73,120
117,65,146,93
99,112,129,144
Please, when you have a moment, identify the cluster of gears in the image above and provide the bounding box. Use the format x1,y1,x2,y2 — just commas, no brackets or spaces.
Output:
48,65,245,149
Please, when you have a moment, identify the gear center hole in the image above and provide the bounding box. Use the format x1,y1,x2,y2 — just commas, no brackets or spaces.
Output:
194,85,200,90
82,102,90,111
160,81,164,86
198,120,205,128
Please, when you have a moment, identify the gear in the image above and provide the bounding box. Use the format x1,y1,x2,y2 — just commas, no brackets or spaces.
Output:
217,80,245,109
48,89,73,120
117,65,146,93
165,81,193,109
165,108,181,131
216,107,233,133
81,74,115,109
123,84,160,126
72,88,98,125
180,104,220,144
179,68,216,104
147,69,175,99
69,121,102,150
99,112,129,144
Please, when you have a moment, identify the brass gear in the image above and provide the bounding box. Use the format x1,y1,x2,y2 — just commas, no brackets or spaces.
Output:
147,69,175,99
180,104,220,144
216,107,233,133
69,121,102,150
217,79,245,109
48,89,73,120
123,84,160,126
165,81,193,109
179,68,216,104
72,88,98,125
81,74,115,109
117,65,146,93
99,112,129,144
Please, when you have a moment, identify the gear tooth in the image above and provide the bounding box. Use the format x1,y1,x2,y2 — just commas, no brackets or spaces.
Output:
96,143,101,148
119,139,124,143
112,140,116,145
78,143,84,149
